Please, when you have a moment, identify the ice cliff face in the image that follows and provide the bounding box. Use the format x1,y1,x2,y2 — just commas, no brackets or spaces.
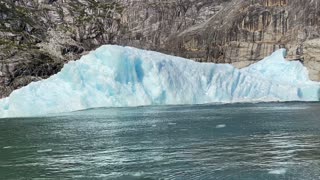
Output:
1,0,320,98
0,45,319,118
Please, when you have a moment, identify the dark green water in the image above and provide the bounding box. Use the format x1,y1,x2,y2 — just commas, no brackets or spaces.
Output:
1,103,320,179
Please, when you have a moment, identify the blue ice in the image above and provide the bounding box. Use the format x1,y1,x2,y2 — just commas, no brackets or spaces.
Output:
0,45,319,118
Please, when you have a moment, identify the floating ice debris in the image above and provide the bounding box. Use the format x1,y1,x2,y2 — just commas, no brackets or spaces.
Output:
37,149,52,153
268,168,287,175
216,124,226,128
3,146,12,149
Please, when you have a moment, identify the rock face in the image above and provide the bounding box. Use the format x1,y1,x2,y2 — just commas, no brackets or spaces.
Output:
0,0,320,98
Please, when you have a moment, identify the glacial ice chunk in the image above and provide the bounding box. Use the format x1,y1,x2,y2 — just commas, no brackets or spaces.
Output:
0,45,319,118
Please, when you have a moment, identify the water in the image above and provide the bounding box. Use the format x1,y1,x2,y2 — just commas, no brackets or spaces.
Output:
1,103,320,179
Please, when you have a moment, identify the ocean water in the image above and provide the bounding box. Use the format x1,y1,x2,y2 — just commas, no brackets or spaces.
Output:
1,102,320,179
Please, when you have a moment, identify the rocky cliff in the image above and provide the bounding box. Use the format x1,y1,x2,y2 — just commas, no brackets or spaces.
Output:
0,0,320,98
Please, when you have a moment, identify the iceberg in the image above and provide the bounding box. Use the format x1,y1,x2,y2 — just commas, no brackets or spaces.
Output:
0,45,319,118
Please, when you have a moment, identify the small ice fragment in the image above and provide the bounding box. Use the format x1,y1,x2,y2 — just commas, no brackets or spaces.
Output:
216,124,226,128
268,168,287,175
152,124,157,127
37,149,52,153
168,123,176,125
3,146,12,149
133,172,144,177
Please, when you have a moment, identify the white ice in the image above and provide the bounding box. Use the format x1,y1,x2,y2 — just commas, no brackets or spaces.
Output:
268,168,287,175
0,45,319,118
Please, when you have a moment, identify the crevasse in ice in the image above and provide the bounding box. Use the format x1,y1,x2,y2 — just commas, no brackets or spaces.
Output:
0,45,319,118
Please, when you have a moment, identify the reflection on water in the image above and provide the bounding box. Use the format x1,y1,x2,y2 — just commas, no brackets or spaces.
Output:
0,102,320,179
